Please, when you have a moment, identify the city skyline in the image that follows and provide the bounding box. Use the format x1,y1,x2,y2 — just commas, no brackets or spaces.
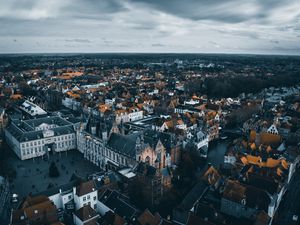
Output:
0,0,300,55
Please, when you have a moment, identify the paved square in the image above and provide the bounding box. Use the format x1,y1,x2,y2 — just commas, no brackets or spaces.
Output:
6,150,101,200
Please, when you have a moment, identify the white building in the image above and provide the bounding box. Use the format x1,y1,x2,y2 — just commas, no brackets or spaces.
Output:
5,116,77,160
62,97,81,111
19,100,47,117
115,108,143,124
73,180,98,211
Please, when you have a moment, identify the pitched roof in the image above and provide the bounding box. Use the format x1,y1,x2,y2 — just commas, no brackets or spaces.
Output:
6,116,75,142
99,189,138,221
180,180,209,211
137,209,162,225
101,211,126,225
223,180,270,210
74,205,98,222
12,196,58,225
107,133,139,158
76,180,96,197
187,214,215,225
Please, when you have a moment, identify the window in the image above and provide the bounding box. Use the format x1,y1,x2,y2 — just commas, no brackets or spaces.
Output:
93,196,96,201
88,202,91,206
87,195,90,200
83,197,86,201
94,204,97,210
26,143,29,147
68,195,72,200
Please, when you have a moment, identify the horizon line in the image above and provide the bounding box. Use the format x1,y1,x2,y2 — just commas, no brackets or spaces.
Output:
0,51,300,57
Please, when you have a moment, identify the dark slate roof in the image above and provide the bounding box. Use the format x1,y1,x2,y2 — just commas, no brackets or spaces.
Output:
74,205,98,222
143,129,160,149
99,189,138,221
86,116,114,139
173,181,209,225
172,207,189,225
180,180,209,211
143,129,173,151
5,116,76,142
106,133,139,158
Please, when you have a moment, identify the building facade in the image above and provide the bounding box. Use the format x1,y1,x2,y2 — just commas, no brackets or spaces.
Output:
5,116,77,160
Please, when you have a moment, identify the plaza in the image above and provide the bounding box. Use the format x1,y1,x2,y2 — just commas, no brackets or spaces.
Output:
6,150,101,201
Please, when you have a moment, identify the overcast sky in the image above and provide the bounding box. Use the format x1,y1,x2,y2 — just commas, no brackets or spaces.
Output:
0,0,300,54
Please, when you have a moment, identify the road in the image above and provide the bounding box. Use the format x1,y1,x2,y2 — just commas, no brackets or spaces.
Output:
276,168,300,225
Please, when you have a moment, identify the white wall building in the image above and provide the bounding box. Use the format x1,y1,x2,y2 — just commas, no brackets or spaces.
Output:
19,100,47,117
73,181,98,211
5,116,77,160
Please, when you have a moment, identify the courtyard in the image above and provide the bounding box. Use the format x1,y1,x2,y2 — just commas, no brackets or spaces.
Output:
6,149,101,200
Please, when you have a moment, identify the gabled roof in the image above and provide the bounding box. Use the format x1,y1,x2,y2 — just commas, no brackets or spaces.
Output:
223,180,270,210
6,116,75,142
187,214,215,225
99,189,138,221
12,196,58,225
101,211,126,225
106,133,139,158
181,181,208,210
137,209,162,225
74,205,98,222
76,180,96,197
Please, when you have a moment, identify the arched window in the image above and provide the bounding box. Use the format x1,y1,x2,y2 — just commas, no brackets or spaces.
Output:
145,156,150,165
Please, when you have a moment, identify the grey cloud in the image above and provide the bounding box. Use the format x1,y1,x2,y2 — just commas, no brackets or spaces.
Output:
130,0,292,24
152,43,165,47
270,40,279,44
215,28,261,40
0,0,127,21
0,0,300,54
65,39,92,43
65,0,128,20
